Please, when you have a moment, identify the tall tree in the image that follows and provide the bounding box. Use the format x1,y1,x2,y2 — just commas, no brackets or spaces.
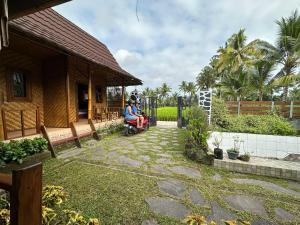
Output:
273,10,300,100
196,66,217,90
179,81,188,97
251,59,275,101
160,83,172,106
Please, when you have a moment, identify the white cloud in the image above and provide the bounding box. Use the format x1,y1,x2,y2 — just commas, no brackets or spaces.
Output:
54,0,300,92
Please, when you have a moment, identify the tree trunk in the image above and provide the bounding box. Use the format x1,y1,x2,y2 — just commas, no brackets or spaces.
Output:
283,86,288,101
259,91,263,101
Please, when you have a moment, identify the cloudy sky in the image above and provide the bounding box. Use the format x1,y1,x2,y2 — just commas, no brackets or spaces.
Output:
54,0,300,92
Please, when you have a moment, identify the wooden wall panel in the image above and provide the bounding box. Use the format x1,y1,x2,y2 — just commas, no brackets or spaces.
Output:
0,49,44,139
43,56,68,127
68,57,107,123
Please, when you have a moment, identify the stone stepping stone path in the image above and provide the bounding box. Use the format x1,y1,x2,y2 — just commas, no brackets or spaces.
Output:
274,208,296,221
169,166,201,178
212,173,222,182
231,178,300,198
150,165,172,175
189,188,209,207
207,201,236,224
251,219,275,225
224,195,267,217
157,179,186,198
288,181,300,190
57,148,86,159
140,155,151,162
156,158,174,164
141,219,159,225
145,197,190,219
116,156,143,167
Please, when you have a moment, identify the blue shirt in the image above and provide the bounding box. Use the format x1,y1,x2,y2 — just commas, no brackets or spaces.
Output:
132,105,137,114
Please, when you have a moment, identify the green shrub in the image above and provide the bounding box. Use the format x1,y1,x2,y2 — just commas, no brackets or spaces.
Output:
184,106,213,164
211,97,230,128
0,137,48,165
221,114,296,136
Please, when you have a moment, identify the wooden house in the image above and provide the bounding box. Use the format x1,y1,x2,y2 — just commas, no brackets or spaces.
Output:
0,8,142,141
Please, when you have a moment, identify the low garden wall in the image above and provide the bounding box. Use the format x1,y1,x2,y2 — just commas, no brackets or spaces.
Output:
208,131,300,159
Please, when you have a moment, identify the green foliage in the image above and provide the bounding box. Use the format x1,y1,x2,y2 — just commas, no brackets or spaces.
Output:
1,185,100,225
222,114,297,136
0,138,48,165
184,106,213,164
211,98,296,135
97,121,123,135
211,97,230,128
42,185,68,208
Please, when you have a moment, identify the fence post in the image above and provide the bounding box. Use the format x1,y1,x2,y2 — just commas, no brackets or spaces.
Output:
237,101,241,116
289,101,294,119
10,162,43,225
177,96,183,128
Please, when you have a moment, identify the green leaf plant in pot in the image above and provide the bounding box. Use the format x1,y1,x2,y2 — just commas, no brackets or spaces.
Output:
213,135,223,160
227,135,243,160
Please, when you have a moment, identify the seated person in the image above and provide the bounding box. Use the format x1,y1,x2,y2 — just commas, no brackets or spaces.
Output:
132,100,144,127
124,100,142,128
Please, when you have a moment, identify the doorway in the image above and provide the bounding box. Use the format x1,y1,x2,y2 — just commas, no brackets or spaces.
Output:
77,83,88,119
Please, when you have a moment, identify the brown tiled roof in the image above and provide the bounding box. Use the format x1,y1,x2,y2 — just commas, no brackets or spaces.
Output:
9,8,142,85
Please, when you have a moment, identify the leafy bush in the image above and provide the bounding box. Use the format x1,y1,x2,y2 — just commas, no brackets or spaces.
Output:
223,114,296,136
0,138,48,165
211,97,230,128
211,98,296,135
184,106,213,164
0,185,100,225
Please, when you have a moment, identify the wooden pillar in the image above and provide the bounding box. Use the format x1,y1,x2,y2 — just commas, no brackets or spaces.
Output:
66,58,71,126
121,85,125,109
88,69,92,120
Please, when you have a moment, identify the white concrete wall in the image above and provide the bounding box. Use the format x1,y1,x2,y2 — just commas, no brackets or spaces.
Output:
208,132,300,159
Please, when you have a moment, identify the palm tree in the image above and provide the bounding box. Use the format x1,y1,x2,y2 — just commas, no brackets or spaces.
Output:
186,82,197,106
251,60,275,101
179,81,188,97
273,10,300,100
160,83,172,106
217,29,259,74
220,69,252,101
196,66,217,90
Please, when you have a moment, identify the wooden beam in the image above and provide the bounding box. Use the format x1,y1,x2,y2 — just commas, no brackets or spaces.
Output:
88,69,92,120
88,119,100,141
70,122,81,148
1,110,7,140
40,125,56,158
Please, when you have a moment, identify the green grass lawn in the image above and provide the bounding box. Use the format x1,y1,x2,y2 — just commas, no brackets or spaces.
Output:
42,128,300,225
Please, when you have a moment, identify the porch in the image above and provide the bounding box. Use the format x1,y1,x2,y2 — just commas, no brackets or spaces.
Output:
1,106,124,141
5,118,124,144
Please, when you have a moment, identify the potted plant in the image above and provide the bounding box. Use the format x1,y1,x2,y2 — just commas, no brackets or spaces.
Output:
238,152,251,162
213,136,223,159
227,148,239,160
227,136,243,160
